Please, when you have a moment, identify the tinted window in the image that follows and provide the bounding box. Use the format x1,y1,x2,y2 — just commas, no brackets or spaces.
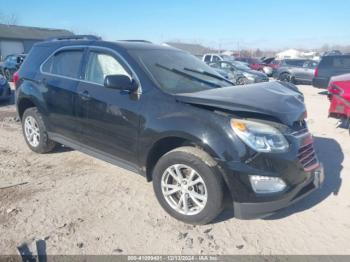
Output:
44,50,83,78
320,56,350,69
85,52,130,85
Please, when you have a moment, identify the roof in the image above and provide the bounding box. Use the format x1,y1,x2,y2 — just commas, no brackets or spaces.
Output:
0,24,74,41
35,39,176,53
164,42,216,56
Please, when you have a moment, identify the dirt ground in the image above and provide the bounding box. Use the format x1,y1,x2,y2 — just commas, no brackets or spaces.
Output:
0,84,349,256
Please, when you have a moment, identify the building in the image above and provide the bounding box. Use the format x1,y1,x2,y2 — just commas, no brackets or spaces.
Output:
276,49,302,59
0,24,73,60
163,42,217,57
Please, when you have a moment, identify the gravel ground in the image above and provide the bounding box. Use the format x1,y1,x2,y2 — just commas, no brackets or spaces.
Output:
0,84,349,255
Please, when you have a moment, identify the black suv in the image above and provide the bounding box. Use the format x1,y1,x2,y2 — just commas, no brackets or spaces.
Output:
313,55,350,88
16,36,324,224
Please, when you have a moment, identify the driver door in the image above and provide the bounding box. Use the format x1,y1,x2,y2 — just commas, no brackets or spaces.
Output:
76,48,141,166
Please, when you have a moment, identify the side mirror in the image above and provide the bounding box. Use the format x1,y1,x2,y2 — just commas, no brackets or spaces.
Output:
104,74,137,91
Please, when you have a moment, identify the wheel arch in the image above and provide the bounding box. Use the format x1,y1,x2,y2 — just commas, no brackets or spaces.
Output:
144,134,219,182
17,97,37,120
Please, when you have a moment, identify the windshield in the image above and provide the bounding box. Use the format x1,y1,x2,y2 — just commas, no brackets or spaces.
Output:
130,49,232,94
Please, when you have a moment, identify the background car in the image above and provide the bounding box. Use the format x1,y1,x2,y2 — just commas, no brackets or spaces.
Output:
235,57,266,72
313,55,350,88
0,75,11,101
327,73,350,131
273,59,318,84
209,60,269,85
202,53,235,64
0,54,26,81
262,57,279,76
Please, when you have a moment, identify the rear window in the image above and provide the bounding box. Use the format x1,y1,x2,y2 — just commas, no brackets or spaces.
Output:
42,50,83,78
320,56,350,69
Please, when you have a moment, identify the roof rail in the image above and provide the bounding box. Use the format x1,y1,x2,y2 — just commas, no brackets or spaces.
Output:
47,35,102,41
120,40,152,44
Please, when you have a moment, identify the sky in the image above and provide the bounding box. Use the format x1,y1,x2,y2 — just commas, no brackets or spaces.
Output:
1,0,349,50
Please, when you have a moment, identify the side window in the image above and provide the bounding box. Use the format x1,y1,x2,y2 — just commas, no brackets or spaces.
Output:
212,56,220,62
85,52,130,85
43,50,83,78
204,55,211,62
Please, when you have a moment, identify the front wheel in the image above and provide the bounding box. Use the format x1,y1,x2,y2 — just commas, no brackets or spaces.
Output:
236,77,247,85
152,147,224,225
279,72,291,82
4,69,12,82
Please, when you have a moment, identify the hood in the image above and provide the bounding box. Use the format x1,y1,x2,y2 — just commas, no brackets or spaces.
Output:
175,81,306,126
238,68,267,78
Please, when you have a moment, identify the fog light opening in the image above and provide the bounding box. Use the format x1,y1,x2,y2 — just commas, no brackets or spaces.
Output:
249,175,287,194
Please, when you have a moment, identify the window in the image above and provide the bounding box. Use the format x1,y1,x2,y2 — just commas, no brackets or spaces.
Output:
43,50,83,78
285,59,307,67
204,55,211,62
332,57,350,69
212,56,221,62
85,52,130,85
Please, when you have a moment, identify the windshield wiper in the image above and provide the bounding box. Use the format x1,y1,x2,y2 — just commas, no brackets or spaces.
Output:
183,67,234,85
155,63,222,87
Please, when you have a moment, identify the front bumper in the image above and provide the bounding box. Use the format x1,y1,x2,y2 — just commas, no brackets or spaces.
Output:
233,164,324,219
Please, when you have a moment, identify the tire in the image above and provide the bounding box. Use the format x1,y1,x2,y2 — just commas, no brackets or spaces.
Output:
152,146,224,225
279,72,291,82
236,77,247,85
4,69,12,82
22,107,57,153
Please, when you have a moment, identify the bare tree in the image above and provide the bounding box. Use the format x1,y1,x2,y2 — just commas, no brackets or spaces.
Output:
0,11,19,25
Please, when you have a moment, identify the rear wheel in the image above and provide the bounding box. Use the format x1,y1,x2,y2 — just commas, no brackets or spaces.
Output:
152,147,224,225
22,108,57,153
4,69,12,81
279,72,291,82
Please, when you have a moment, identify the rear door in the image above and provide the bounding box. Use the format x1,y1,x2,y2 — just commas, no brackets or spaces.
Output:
76,47,141,166
301,60,318,82
41,47,85,141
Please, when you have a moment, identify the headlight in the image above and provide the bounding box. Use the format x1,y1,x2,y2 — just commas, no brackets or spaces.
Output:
242,72,255,80
249,175,287,193
231,119,289,153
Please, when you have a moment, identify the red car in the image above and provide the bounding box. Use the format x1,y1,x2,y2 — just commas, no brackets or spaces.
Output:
328,74,350,126
235,57,266,72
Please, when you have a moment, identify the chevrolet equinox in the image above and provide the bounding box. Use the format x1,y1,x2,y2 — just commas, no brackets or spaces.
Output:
15,36,324,224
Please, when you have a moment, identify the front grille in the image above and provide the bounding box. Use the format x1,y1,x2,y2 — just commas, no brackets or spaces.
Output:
298,142,318,171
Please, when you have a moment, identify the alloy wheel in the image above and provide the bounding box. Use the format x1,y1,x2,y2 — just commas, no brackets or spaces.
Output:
24,116,40,147
161,164,208,215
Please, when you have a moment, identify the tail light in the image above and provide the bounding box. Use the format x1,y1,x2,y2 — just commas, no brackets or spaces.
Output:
13,71,19,89
328,83,343,95
314,67,319,77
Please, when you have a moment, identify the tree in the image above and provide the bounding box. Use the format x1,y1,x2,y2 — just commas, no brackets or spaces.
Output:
0,12,18,25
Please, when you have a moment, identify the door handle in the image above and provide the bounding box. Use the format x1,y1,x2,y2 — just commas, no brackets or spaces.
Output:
79,90,91,101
